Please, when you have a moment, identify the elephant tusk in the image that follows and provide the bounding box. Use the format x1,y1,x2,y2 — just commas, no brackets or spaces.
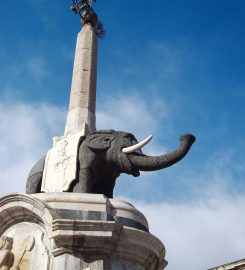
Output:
122,135,153,154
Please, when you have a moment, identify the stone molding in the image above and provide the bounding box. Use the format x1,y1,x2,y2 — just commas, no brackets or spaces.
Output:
209,259,245,270
0,193,52,236
0,193,167,270
51,219,166,269
33,193,149,232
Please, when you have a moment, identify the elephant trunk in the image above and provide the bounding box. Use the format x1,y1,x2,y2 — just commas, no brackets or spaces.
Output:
128,134,196,171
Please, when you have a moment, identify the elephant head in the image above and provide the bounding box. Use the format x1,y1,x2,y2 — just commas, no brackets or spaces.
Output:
26,129,195,198
69,130,196,198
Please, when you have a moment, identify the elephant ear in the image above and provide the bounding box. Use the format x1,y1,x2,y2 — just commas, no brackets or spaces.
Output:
86,133,115,151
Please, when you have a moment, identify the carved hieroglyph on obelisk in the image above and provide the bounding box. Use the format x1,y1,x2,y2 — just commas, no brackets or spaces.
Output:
41,1,103,192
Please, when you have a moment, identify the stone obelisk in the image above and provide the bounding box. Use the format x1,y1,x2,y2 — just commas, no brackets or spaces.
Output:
41,9,99,193
65,23,97,135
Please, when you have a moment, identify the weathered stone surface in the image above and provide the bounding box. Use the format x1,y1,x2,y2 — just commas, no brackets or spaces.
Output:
65,24,97,135
0,194,52,270
0,193,167,270
33,193,149,232
0,236,14,270
4,223,50,270
39,23,98,194
41,129,86,192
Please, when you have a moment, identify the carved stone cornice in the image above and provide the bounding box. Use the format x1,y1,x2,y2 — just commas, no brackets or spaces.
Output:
0,193,167,270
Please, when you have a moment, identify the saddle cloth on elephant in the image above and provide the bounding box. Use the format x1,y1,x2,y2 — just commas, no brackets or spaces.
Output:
41,130,85,192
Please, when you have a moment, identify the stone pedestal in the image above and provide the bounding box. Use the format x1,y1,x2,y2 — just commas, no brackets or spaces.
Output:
0,193,167,270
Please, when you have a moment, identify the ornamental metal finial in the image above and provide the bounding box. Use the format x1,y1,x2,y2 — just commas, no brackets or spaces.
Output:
70,0,105,38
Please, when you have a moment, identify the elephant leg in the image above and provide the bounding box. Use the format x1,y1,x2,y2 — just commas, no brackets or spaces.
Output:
72,182,85,193
26,174,42,194
26,156,46,194
69,169,93,193
92,184,114,198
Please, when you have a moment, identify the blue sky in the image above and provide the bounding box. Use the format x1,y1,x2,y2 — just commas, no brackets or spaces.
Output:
1,1,245,269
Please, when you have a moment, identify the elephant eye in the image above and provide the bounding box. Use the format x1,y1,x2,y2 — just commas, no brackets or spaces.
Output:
102,137,113,143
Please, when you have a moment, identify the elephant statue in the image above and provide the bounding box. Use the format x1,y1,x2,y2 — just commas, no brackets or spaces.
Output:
26,130,196,198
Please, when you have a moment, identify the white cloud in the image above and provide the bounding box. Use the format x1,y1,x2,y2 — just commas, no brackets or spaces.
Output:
97,93,168,155
131,194,245,270
97,94,164,134
0,101,66,195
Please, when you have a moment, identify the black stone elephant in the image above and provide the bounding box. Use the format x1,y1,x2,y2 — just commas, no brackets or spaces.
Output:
26,129,196,198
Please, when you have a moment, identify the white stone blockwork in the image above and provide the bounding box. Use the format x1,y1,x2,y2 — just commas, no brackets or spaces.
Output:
0,193,167,270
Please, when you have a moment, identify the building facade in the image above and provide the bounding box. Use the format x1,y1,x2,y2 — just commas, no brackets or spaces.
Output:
209,259,245,270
